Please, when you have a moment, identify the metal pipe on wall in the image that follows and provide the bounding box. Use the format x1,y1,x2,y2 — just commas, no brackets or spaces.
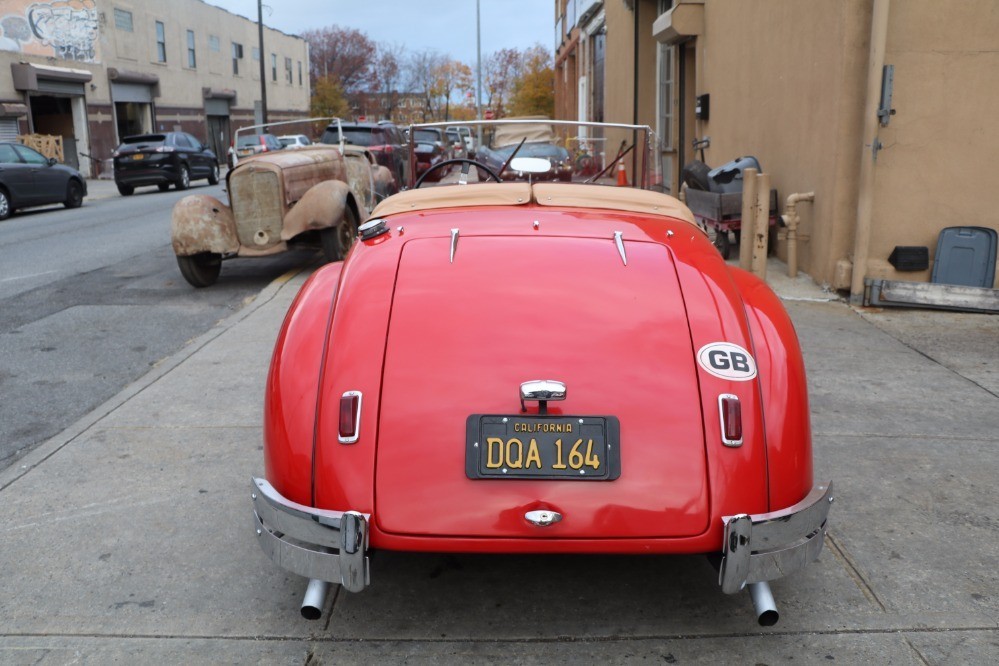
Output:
849,0,891,303
783,192,816,278
751,172,772,279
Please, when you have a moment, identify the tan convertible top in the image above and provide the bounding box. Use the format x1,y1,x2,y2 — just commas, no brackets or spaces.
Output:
370,182,695,225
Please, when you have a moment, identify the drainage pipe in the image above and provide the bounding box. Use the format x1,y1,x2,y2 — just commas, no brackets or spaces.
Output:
748,581,779,626
782,192,815,278
300,578,331,620
849,0,891,303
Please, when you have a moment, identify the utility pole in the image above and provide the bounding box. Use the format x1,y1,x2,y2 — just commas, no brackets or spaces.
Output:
258,0,268,124
476,0,482,145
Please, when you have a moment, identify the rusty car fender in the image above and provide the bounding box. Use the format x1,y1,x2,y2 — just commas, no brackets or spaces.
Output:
171,195,240,256
280,180,360,242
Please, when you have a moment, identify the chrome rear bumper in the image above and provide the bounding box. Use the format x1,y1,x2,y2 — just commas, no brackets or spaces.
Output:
718,481,834,594
251,477,370,592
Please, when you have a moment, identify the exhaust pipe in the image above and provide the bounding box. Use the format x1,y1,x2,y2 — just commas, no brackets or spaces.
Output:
748,582,779,626
300,578,331,620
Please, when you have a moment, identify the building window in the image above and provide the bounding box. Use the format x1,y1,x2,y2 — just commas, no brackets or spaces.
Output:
208,34,220,52
232,42,243,75
297,60,302,85
271,53,277,81
186,30,196,68
114,8,133,32
285,57,292,83
252,46,260,61
155,21,166,62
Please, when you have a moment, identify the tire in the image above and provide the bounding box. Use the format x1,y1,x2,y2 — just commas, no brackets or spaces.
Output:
207,162,220,185
0,188,11,220
176,252,222,288
63,180,84,209
176,165,190,191
681,160,712,191
157,183,171,192
715,229,732,260
321,205,359,262
117,183,135,196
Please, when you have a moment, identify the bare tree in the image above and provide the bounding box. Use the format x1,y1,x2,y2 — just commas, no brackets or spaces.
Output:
406,49,446,121
302,26,377,94
372,41,406,118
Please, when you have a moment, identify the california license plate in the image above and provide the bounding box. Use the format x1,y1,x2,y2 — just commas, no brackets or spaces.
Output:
465,414,620,480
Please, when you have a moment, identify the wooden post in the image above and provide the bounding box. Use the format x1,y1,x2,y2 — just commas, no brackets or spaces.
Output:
739,167,758,270
751,172,771,279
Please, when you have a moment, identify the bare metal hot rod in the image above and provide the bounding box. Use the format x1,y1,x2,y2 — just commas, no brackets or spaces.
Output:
250,120,833,626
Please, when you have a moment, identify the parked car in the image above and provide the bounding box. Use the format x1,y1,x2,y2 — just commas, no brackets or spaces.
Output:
445,127,466,159
410,127,454,183
0,142,86,220
171,123,391,288
320,121,409,190
251,119,833,626
113,132,219,196
447,125,475,153
229,132,283,167
278,134,313,149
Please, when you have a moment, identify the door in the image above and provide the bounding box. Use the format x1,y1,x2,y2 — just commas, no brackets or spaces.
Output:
13,144,65,205
0,143,34,206
206,115,230,165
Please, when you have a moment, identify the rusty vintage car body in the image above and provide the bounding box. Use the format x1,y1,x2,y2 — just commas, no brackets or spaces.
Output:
171,131,392,288
250,120,833,626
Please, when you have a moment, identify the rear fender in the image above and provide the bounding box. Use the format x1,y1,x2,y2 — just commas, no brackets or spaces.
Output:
264,263,343,505
731,268,814,509
281,180,351,240
171,195,239,256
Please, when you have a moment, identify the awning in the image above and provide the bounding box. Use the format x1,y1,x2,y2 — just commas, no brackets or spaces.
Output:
11,62,92,94
652,2,704,45
108,68,159,86
0,103,28,118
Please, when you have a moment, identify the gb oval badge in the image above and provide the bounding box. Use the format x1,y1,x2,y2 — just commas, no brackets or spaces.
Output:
696,342,758,381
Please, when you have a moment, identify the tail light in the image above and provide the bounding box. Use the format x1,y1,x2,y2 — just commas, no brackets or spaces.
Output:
718,394,743,447
338,391,362,444
154,146,175,153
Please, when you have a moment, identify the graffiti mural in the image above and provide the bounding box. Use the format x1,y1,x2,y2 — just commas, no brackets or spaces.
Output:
0,0,98,63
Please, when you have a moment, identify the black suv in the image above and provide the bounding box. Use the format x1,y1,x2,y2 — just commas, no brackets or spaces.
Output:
321,121,409,188
113,132,219,196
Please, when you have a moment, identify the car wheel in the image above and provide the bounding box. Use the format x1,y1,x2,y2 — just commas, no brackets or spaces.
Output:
0,188,10,220
176,252,222,288
63,180,84,209
177,165,191,191
321,206,359,262
681,161,712,191
117,183,135,196
157,183,171,192
207,162,220,185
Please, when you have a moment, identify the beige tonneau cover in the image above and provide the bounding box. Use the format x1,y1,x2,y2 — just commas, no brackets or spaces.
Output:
371,182,695,225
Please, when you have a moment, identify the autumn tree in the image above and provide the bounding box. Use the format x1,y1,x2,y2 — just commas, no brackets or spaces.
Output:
406,49,446,121
508,45,554,118
371,42,405,118
303,26,377,94
310,76,350,119
483,48,521,118
433,59,474,121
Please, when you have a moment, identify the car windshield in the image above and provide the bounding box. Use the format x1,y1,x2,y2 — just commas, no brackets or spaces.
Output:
236,135,265,147
406,119,662,190
122,135,166,146
413,129,442,143
322,128,378,146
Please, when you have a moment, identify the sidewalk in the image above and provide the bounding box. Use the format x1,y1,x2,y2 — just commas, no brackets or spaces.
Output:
0,258,995,664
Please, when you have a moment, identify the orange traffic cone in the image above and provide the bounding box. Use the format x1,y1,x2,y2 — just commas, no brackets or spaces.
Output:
616,161,628,187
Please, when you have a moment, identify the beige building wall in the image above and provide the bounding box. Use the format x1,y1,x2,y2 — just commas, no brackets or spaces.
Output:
559,0,999,292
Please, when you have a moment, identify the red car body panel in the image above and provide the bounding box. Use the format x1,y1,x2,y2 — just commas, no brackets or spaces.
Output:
263,200,814,555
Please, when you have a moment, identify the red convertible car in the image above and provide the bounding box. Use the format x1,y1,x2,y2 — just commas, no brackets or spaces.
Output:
251,120,832,626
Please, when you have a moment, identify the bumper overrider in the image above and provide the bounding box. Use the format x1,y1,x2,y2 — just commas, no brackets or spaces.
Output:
719,481,834,594
251,478,369,592
252,477,832,594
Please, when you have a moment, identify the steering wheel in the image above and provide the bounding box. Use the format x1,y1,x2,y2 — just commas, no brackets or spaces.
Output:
414,159,502,188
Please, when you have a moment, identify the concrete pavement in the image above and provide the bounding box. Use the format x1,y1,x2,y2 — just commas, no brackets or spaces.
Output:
0,257,996,664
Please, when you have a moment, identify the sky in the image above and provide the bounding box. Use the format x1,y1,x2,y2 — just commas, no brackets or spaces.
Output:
202,0,554,66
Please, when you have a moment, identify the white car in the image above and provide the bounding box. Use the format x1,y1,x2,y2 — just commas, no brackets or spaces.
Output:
278,134,313,149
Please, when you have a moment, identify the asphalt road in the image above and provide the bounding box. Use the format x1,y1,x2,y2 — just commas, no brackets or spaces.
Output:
0,182,322,470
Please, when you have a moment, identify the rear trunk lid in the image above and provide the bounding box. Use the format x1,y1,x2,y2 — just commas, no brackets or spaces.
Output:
374,234,710,539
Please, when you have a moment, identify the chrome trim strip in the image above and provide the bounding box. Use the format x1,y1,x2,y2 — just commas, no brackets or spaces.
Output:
614,231,627,266
338,390,363,444
450,228,459,263
719,481,834,594
718,393,743,447
520,380,567,402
